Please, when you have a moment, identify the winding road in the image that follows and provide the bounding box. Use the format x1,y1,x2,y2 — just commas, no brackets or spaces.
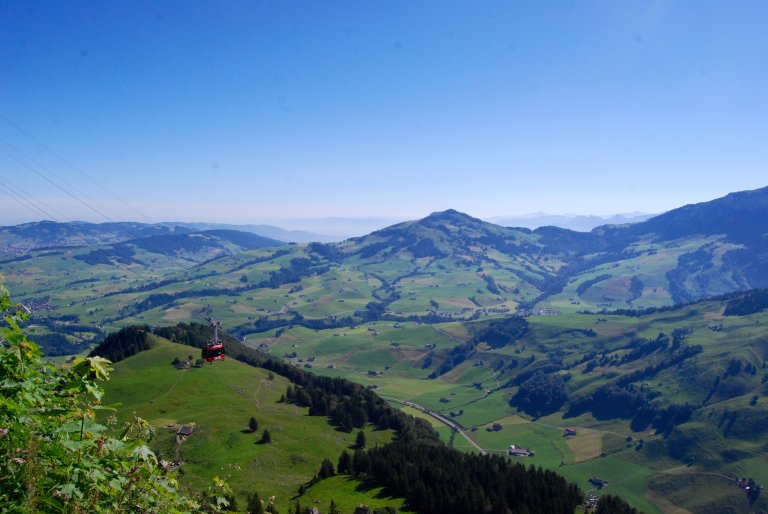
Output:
380,394,487,455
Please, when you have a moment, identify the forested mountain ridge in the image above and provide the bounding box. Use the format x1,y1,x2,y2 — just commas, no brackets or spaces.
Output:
0,219,339,251
598,184,768,244
1,228,282,269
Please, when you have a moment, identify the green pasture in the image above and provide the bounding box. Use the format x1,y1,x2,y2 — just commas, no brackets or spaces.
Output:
447,392,513,428
560,454,662,514
647,469,767,514
298,475,413,513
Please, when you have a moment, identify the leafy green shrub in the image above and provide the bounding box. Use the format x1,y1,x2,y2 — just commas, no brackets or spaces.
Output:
0,283,232,512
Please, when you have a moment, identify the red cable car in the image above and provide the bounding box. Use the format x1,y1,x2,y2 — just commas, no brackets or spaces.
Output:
202,318,225,363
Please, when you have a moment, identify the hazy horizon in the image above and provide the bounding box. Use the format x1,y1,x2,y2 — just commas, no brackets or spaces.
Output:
0,207,659,241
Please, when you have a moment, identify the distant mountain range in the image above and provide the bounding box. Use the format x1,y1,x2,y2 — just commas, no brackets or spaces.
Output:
269,217,404,239
163,222,337,243
487,212,654,231
0,219,329,251
0,212,657,249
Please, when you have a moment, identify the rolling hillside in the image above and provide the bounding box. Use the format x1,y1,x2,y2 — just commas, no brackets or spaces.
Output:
5,186,768,332
98,335,404,513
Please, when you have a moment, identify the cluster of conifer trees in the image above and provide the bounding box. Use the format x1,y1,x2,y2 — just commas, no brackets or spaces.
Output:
89,324,154,362
332,440,583,514
429,315,528,378
724,288,768,316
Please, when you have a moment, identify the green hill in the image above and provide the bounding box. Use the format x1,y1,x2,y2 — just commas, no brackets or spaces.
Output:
100,335,402,512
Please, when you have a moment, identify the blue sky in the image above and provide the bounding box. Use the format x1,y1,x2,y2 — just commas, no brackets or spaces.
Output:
1,1,767,226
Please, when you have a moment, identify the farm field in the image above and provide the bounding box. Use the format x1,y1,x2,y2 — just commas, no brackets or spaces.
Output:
18,262,768,514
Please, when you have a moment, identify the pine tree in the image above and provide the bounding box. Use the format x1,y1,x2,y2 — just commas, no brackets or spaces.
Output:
337,450,352,474
319,458,335,478
261,428,272,444
356,429,367,448
328,499,340,514
596,495,639,514
353,449,370,475
249,416,259,433
246,491,265,514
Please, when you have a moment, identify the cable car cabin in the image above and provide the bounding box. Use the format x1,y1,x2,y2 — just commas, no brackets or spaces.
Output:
202,342,225,362
202,317,225,362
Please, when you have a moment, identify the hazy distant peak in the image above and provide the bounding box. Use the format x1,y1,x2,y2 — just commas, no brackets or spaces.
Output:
422,209,483,224
487,212,655,232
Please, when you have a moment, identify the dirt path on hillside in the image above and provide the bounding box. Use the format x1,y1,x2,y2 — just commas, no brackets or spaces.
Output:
431,325,467,344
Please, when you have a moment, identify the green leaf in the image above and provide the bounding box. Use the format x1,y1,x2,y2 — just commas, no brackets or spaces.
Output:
60,422,84,433
59,482,83,500
85,381,104,401
86,356,113,381
61,439,87,451
132,444,157,464
89,469,107,483
109,477,126,491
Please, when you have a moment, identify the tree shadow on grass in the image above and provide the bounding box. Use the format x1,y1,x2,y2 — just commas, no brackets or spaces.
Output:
353,476,403,502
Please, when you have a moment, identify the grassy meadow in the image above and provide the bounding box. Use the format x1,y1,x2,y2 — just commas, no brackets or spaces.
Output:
100,336,397,512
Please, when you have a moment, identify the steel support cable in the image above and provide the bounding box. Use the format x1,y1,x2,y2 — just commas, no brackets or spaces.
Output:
0,136,200,276
0,118,227,326
0,177,59,221
0,113,153,223
0,155,213,323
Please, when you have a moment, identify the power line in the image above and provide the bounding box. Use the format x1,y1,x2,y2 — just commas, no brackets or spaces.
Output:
0,177,59,221
0,113,153,223
0,146,114,223
0,116,224,326
0,127,201,275
0,135,125,223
